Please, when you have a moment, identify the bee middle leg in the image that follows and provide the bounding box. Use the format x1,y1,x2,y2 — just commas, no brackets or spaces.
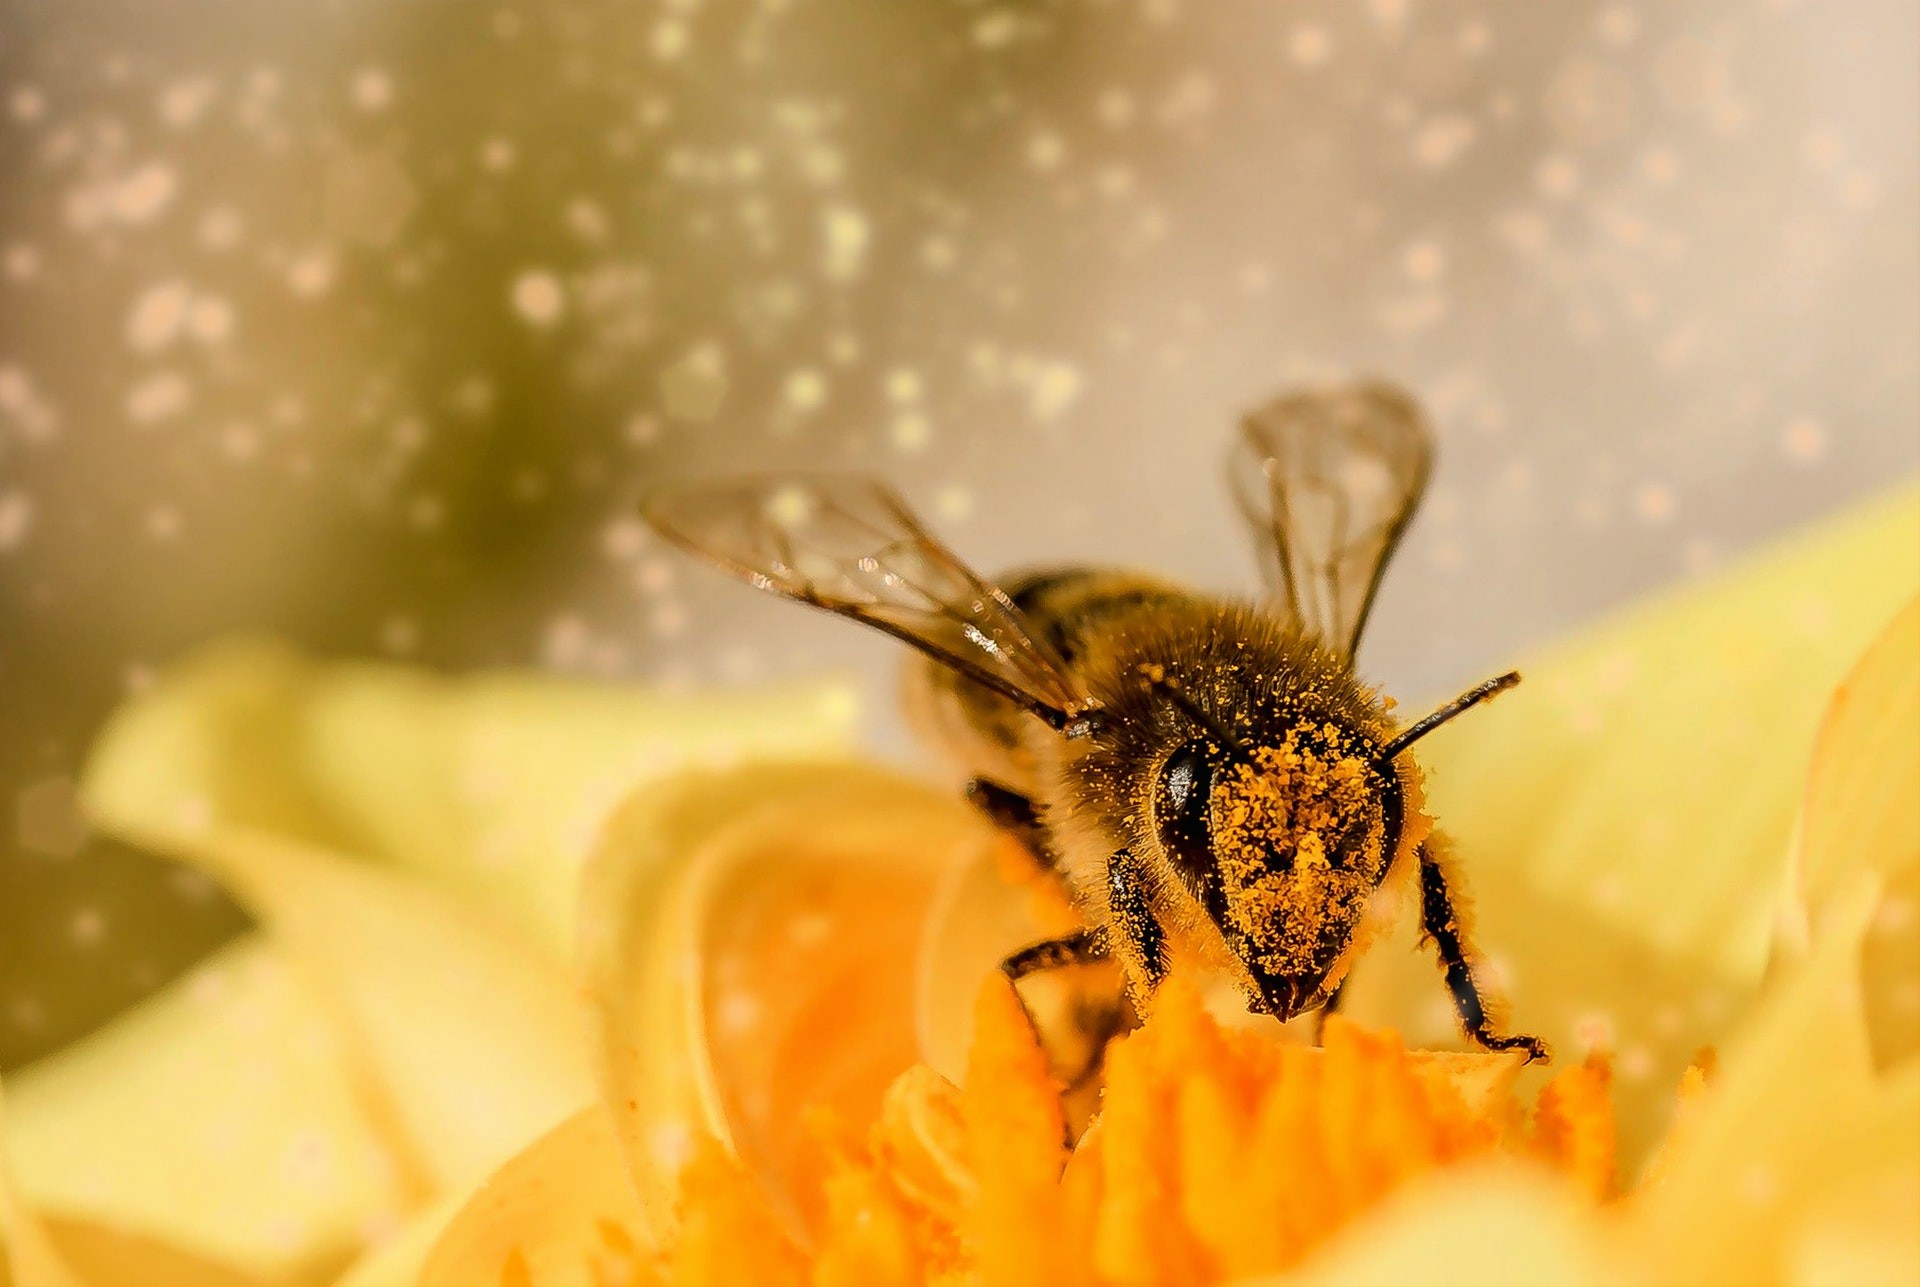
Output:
1416,842,1550,1063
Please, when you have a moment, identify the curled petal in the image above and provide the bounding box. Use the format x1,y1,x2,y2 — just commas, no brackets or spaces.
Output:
416,1108,653,1287
575,761,996,1246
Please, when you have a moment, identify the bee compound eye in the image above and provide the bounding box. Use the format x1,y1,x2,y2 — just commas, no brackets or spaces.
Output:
1155,740,1217,886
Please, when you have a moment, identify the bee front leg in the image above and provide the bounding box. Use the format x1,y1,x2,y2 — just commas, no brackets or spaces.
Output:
966,777,1076,897
1313,979,1346,1043
1416,842,1550,1063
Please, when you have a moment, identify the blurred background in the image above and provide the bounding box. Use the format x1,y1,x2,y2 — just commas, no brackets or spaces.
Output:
1,0,1915,1072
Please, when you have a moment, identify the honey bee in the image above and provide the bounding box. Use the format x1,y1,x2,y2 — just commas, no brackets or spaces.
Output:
645,380,1547,1062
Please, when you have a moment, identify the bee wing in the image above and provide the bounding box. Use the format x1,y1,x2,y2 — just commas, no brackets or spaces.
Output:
1228,381,1434,657
644,475,1090,726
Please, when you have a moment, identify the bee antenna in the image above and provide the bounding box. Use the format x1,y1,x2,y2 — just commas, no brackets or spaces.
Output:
1140,665,1250,758
1380,670,1521,762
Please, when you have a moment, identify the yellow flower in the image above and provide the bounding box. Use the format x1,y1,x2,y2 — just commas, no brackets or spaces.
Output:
1,485,1915,1287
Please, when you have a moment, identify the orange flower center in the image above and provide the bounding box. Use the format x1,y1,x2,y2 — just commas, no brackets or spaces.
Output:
665,976,1619,1287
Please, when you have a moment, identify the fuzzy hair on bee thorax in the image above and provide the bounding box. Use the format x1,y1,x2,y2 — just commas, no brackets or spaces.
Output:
1032,593,1427,1008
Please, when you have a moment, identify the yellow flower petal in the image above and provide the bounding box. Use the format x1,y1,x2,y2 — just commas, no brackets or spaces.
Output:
82,637,859,959
415,1107,653,1287
1342,485,1920,1163
2,1085,80,1287
3,939,405,1283
1792,596,1920,919
92,824,594,1201
576,762,994,1246
26,1217,266,1287
1272,1163,1621,1287
1783,595,1920,1075
1628,874,1919,1286
64,637,858,1264
329,1194,463,1287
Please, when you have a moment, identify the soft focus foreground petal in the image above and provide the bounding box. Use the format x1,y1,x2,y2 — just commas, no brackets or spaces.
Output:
1785,596,1920,1069
330,1194,462,1287
1272,1163,1625,1287
415,1107,656,1287
1792,597,1920,916
577,762,995,1248
1,1087,79,1287
1342,485,1920,1162
3,939,405,1284
1628,876,1919,1286
82,637,859,958
102,823,593,1201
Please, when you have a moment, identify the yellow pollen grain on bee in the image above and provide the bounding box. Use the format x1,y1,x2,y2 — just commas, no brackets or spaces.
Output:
1209,721,1387,976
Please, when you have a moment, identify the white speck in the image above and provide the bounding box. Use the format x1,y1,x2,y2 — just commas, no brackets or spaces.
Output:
1025,358,1083,422
649,1123,693,1171
222,422,260,461
70,907,106,947
1781,418,1827,463
158,77,218,128
766,485,814,527
821,205,870,281
1402,240,1445,283
920,235,956,272
885,368,923,404
784,367,828,412
188,295,233,344
715,990,761,1035
3,243,39,280
1411,114,1477,169
650,602,688,638
602,516,648,560
1633,481,1676,525
934,486,972,521
112,162,179,224
0,492,34,551
1536,155,1581,200
126,371,191,424
542,615,591,669
351,68,392,112
1740,1166,1779,1206
1596,6,1640,46
511,270,566,326
199,206,245,251
1289,25,1332,67
480,137,516,172
146,506,182,541
379,615,420,655
1026,131,1066,171
652,18,689,60
10,86,46,122
891,412,931,453
126,280,193,352
287,249,336,298
973,11,1026,48
789,912,834,946
566,198,609,243
660,343,728,420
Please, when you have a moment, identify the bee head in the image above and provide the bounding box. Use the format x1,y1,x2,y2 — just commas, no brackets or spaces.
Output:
1154,717,1398,1021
